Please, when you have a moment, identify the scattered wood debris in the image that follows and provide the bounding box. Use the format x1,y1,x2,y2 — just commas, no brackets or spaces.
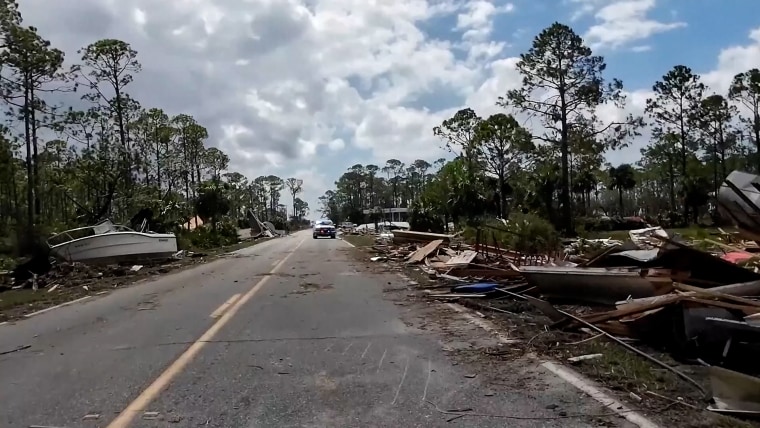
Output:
362,224,760,420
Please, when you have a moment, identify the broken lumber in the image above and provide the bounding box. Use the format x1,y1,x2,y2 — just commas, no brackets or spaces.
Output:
406,239,444,264
445,250,478,266
581,294,683,325
673,282,760,308
616,279,760,307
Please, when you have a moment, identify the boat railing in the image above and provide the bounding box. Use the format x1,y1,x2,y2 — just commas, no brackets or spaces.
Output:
47,223,134,247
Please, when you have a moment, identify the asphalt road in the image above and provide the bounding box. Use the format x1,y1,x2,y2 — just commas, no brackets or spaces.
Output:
0,230,636,427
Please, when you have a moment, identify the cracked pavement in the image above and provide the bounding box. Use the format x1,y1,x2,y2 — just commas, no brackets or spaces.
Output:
0,230,636,427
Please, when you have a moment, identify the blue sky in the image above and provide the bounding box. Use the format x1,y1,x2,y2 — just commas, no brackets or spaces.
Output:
413,0,760,109
18,0,760,217
302,0,760,211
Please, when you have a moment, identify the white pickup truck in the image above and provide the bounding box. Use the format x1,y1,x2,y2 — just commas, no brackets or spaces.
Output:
313,219,336,239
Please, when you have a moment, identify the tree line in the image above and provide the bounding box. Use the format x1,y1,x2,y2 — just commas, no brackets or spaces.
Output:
0,1,308,255
319,22,760,236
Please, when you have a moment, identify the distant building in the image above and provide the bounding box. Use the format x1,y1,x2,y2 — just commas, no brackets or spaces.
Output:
362,207,408,222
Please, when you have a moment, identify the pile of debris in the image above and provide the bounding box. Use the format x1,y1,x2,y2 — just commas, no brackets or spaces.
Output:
366,226,760,418
1,248,214,297
3,261,167,293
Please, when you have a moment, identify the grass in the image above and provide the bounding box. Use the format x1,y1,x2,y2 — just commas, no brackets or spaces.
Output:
0,289,68,313
576,339,670,390
572,339,757,428
0,285,104,322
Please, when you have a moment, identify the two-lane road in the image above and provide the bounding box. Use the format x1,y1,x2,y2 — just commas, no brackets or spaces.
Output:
0,230,634,427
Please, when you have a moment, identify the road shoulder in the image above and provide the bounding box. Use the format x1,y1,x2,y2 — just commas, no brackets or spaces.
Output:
338,242,646,427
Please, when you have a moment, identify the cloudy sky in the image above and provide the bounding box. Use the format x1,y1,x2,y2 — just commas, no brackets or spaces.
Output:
17,0,760,218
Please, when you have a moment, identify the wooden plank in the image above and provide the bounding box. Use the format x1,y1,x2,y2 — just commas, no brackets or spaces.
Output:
445,250,478,266
406,239,444,264
594,321,634,337
424,258,449,269
582,294,683,325
616,279,760,307
674,282,760,308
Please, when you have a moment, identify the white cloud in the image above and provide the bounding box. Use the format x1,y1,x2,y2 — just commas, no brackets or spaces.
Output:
455,1,514,62
565,0,607,20
578,0,686,49
464,57,522,117
630,45,651,52
456,1,514,41
15,0,760,218
463,26,760,168
328,139,346,151
703,27,760,94
354,105,451,161
608,26,760,165
18,0,478,214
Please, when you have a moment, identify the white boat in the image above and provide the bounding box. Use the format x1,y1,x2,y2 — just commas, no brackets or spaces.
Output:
48,219,177,264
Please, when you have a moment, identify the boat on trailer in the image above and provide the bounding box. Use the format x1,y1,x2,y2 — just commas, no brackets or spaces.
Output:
47,219,177,264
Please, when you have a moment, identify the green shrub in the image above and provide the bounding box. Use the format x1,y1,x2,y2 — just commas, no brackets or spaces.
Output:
185,221,240,249
409,207,445,233
505,212,560,254
176,233,193,251
461,213,560,254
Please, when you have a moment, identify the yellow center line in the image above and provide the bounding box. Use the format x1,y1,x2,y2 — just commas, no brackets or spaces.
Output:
209,293,241,319
106,237,307,428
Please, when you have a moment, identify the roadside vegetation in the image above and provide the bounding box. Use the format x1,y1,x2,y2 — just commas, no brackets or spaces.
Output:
0,1,314,317
319,23,760,244
0,1,310,270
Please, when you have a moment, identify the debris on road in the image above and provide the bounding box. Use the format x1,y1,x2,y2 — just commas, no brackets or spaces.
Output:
356,223,760,422
0,252,216,322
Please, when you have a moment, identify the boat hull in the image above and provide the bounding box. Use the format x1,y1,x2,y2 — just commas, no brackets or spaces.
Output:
50,232,177,264
519,266,673,305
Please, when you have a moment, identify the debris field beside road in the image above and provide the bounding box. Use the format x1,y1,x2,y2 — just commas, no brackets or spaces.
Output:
344,225,760,427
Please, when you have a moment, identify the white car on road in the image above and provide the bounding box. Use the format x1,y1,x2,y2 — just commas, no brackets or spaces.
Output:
313,219,336,239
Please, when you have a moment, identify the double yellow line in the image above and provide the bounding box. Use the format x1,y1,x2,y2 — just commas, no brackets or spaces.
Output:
107,237,306,427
